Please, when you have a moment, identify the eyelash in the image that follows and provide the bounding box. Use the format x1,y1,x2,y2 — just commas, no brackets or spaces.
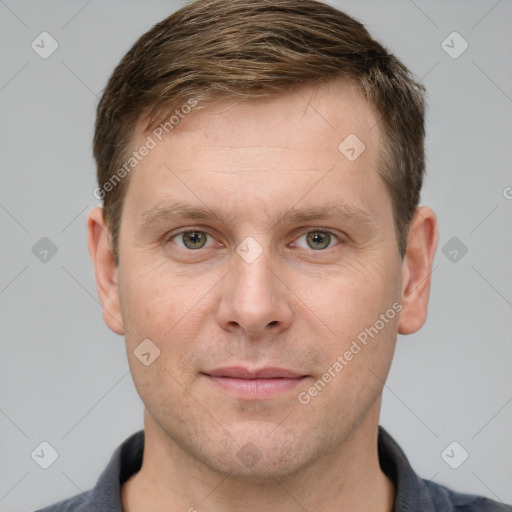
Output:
165,228,344,252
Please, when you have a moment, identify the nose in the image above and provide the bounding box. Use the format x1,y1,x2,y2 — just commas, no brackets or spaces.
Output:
216,242,293,338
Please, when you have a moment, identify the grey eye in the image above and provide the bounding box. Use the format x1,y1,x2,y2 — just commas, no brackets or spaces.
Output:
305,231,332,250
180,231,208,249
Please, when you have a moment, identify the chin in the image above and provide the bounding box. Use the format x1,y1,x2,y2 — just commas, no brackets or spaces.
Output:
196,429,320,483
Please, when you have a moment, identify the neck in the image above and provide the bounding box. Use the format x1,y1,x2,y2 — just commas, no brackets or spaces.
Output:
121,401,395,512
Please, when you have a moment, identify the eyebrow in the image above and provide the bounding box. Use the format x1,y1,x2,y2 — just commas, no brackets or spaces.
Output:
137,200,376,233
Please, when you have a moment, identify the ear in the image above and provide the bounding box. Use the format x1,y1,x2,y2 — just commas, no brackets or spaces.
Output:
87,207,125,335
398,206,439,335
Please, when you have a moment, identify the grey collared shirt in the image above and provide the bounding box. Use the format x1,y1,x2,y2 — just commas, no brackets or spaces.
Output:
35,426,511,511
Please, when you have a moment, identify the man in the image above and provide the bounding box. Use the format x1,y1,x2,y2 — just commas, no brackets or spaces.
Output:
36,0,511,510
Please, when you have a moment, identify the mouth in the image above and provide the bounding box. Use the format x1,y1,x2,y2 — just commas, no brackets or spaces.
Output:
201,367,309,399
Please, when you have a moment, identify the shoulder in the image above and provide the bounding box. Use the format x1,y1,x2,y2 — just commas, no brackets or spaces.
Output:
423,478,512,511
377,426,511,512
33,484,121,512
33,492,94,512
33,430,144,512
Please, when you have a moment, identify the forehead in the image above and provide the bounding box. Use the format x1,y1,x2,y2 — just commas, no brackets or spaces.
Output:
122,81,390,229
149,81,378,153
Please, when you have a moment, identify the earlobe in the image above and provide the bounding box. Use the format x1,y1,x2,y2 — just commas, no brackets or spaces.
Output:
87,207,125,335
397,206,439,335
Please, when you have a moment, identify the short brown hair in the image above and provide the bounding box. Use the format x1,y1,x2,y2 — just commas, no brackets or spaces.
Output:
93,0,426,265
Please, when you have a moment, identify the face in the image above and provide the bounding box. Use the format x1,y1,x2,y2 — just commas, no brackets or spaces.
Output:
97,81,411,480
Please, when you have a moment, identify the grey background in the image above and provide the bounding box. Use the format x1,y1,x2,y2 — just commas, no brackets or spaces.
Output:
1,0,511,510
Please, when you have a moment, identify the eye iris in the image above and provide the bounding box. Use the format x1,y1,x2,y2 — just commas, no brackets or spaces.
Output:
183,231,207,249
179,231,333,250
306,231,331,250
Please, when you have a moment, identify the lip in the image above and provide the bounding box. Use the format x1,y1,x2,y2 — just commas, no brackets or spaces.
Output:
202,367,309,399
205,366,305,379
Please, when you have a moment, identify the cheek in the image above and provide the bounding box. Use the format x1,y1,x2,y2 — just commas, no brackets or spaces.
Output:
338,265,400,389
118,271,202,396
120,259,198,336
120,272,204,407
306,253,399,336
297,250,401,394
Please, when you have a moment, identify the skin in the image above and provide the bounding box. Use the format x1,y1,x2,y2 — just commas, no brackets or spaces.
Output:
87,80,438,512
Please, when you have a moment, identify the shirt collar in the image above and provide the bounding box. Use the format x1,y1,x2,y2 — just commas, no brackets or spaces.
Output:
86,426,436,511
377,426,437,511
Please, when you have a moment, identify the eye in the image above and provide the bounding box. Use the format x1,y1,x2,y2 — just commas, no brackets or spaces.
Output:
294,230,342,251
166,229,342,252
169,230,215,250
